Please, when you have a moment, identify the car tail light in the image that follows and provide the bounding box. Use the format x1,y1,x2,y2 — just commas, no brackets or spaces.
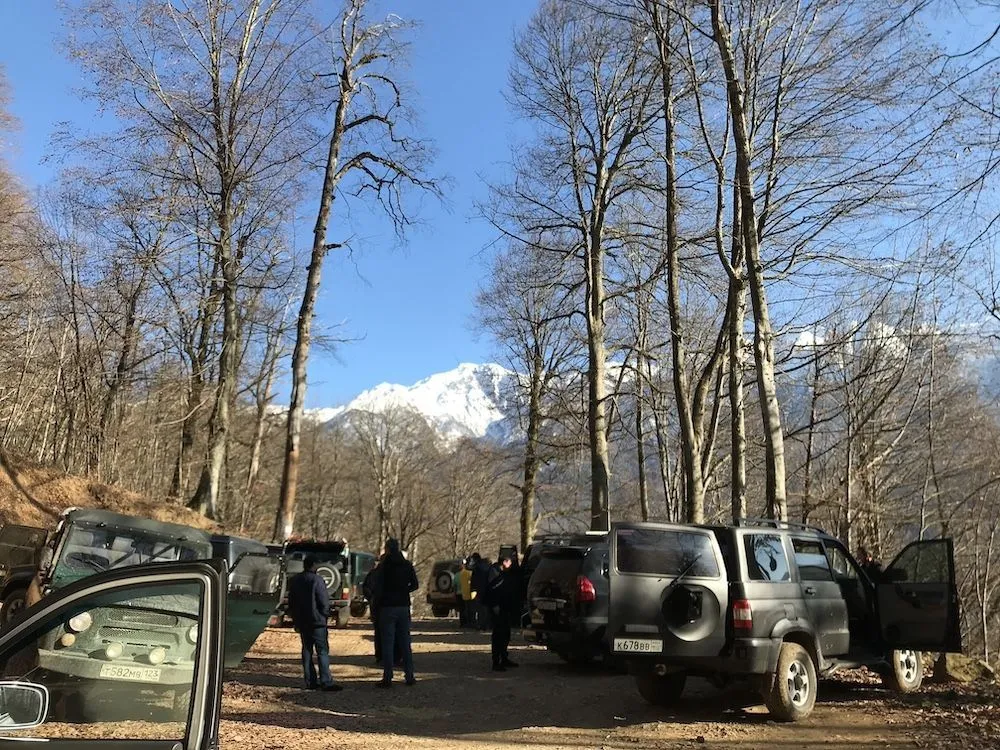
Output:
733,598,752,632
342,587,350,601
576,574,596,603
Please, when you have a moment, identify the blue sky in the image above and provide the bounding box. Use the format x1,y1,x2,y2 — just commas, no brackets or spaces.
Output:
0,1,537,407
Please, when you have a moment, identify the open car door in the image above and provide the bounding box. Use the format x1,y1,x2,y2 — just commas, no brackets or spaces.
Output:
0,560,226,750
224,552,285,669
608,522,729,660
877,538,962,653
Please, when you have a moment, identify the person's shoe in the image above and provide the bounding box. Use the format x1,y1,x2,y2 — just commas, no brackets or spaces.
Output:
321,683,344,692
502,659,519,668
491,664,506,672
376,679,392,689
405,677,417,686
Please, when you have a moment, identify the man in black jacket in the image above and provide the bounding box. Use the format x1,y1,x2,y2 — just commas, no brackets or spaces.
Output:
371,538,418,687
286,556,343,691
484,553,520,672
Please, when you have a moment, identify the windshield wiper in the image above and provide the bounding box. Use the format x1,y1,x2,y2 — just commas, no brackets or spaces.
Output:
663,552,703,594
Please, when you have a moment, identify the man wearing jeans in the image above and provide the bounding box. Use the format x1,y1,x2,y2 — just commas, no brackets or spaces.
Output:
371,538,418,687
287,556,343,692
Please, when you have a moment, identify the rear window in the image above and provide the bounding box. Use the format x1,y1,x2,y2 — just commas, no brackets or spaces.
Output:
615,528,720,578
530,554,585,587
792,538,833,581
745,534,791,582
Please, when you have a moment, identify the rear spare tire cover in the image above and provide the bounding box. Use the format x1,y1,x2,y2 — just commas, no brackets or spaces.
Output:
658,584,722,642
435,572,454,593
315,563,342,593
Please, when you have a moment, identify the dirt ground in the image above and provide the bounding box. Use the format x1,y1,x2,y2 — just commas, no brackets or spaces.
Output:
222,620,1000,750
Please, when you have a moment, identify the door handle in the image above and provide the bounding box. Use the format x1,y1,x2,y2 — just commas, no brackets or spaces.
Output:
804,586,816,596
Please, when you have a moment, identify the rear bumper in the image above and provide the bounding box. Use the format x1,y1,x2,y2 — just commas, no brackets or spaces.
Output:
523,619,605,650
614,637,780,676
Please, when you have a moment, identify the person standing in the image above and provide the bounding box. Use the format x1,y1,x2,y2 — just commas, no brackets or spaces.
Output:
458,559,474,628
470,553,493,631
372,538,418,687
365,551,404,665
286,556,343,691
484,553,520,672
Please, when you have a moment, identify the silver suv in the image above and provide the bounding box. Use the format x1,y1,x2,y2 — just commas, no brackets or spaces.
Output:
607,519,961,721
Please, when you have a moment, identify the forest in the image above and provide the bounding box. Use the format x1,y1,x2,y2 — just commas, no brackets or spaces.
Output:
0,0,998,662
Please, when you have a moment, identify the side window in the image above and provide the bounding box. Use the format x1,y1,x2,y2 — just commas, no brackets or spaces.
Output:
744,535,790,582
0,581,203,740
792,539,834,581
826,544,860,580
885,540,951,583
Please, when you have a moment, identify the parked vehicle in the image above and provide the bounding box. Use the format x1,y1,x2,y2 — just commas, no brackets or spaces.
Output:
0,559,228,736
276,540,352,627
348,550,377,618
523,532,610,664
0,525,47,625
426,559,463,617
11,509,280,688
607,519,962,722
209,535,285,667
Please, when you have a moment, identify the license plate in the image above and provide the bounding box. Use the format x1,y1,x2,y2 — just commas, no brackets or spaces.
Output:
613,638,663,653
99,664,162,682
536,600,559,611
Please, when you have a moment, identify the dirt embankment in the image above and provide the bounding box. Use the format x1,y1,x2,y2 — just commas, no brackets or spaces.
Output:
0,453,217,531
221,621,1000,750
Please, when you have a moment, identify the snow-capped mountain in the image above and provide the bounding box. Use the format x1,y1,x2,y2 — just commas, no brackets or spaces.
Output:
310,363,522,442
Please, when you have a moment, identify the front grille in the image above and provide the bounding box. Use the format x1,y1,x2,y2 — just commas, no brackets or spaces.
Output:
98,626,179,648
109,611,179,627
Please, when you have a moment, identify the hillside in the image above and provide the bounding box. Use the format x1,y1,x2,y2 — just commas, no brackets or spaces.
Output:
0,452,218,532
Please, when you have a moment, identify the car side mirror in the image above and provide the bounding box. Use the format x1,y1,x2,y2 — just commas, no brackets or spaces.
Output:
0,682,48,731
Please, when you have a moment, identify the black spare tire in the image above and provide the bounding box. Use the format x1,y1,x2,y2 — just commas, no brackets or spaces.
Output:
435,571,454,593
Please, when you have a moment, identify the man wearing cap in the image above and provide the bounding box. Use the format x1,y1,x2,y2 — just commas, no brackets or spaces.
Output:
287,556,343,691
371,538,419,687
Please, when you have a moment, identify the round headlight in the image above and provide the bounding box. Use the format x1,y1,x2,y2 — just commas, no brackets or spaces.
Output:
186,625,198,644
148,647,166,665
104,642,124,660
67,612,93,633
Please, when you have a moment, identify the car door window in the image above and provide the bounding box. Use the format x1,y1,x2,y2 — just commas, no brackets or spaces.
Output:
792,539,834,581
826,544,861,581
744,535,791,582
0,581,203,741
885,540,950,582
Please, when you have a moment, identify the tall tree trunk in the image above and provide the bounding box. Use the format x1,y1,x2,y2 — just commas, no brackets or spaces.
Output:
585,231,611,531
521,352,543,550
710,0,787,520
635,366,649,521
190,216,237,520
276,38,353,543
801,353,821,523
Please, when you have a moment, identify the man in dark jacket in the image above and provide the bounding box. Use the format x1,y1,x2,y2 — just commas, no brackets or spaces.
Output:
364,553,403,665
484,553,520,672
469,553,493,631
286,556,343,691
371,538,418,687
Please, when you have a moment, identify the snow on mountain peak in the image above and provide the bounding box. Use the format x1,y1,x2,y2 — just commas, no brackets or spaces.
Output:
310,363,519,442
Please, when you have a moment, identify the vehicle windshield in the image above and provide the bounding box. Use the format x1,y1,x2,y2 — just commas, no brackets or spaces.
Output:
51,524,208,588
615,527,720,578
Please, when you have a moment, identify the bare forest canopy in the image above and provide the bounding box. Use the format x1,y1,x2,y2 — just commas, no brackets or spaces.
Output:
0,0,999,662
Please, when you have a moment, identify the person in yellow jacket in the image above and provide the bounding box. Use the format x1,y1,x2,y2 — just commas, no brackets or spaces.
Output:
458,560,474,628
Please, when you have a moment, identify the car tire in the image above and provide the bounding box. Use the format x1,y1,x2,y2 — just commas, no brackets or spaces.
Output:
766,642,817,722
0,587,27,625
431,605,451,618
881,649,923,693
435,572,454,593
350,600,368,618
332,608,349,628
635,672,686,706
315,564,342,594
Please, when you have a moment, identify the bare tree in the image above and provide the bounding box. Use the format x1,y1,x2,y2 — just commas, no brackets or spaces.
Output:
495,0,659,530
275,0,438,541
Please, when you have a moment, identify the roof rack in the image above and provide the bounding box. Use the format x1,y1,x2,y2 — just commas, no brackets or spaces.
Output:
734,517,830,535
